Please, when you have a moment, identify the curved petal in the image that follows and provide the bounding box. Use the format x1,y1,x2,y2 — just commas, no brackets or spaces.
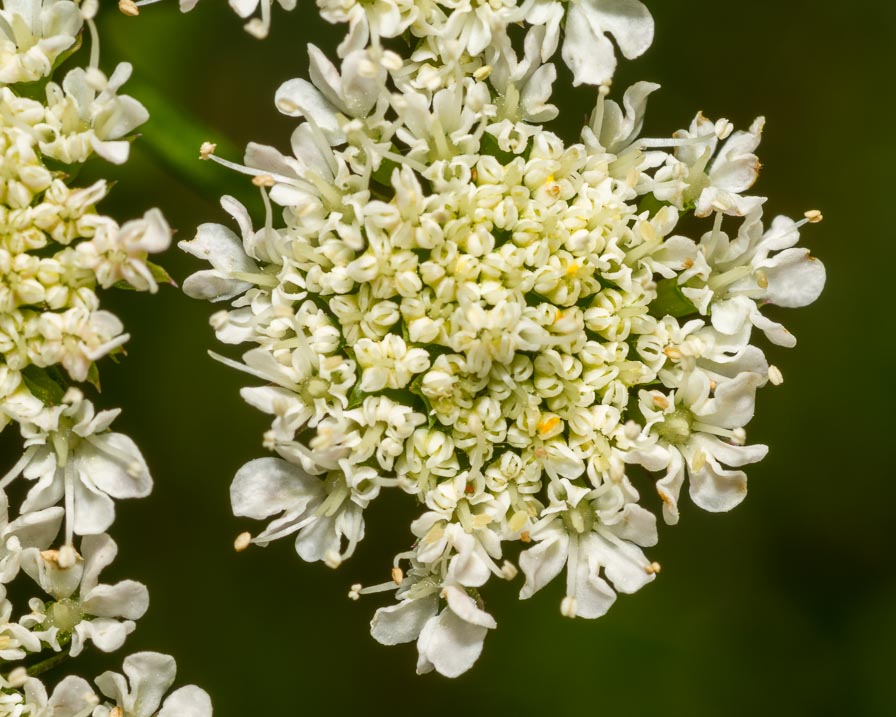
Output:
158,686,214,717
370,596,438,645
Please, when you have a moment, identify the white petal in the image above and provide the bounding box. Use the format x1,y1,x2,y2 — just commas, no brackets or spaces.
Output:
590,530,653,594
79,433,152,499
231,458,323,520
762,249,826,308
444,585,497,629
370,596,438,645
158,686,213,717
584,0,654,59
416,609,489,678
82,580,149,620
179,223,256,274
519,530,568,599
562,4,618,86
47,675,99,716
182,270,252,302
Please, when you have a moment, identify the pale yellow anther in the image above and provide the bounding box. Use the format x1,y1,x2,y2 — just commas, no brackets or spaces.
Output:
118,0,139,16
501,561,518,580
391,566,404,585
520,530,532,543
645,561,662,575
473,65,492,81
252,174,275,188
199,141,217,160
652,394,670,410
348,584,362,601
755,269,769,289
111,708,124,717
804,209,823,224
768,365,784,386
663,346,682,360
234,532,252,552
566,262,580,277
682,258,695,269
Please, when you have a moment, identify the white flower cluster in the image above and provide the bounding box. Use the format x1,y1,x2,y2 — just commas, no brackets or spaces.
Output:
129,0,649,85
1,1,211,710
125,0,295,39
182,0,825,677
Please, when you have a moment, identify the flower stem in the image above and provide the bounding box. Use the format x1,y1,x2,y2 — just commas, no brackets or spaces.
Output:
125,77,254,207
25,649,71,678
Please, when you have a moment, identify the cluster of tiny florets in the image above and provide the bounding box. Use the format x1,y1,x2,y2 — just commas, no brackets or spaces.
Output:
0,1,211,710
182,0,825,677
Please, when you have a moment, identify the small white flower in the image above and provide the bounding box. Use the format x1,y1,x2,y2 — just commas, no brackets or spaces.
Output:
0,0,83,85
6,393,152,536
20,533,149,656
92,652,212,717
39,62,149,165
519,477,657,618
629,370,768,524
22,674,100,717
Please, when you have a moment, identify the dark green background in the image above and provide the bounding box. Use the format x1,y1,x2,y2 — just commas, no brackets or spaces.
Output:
7,1,894,714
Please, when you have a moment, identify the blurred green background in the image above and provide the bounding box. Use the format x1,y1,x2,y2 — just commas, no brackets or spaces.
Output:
7,1,894,714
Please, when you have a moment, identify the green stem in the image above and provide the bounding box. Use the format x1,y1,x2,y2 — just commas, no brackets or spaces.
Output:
126,78,255,207
25,649,71,678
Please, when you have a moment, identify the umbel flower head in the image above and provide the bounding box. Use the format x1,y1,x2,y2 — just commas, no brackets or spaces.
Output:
182,0,825,676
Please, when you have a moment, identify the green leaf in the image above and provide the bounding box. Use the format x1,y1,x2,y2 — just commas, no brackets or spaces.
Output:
649,278,699,319
638,193,672,218
86,363,102,392
372,155,400,189
147,261,176,287
346,382,369,410
21,366,67,406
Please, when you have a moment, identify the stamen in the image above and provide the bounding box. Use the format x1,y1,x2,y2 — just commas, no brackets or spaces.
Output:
234,532,252,552
118,0,140,16
0,446,36,489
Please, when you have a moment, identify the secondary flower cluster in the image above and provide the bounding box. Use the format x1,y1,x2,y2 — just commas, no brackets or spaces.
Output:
129,0,649,85
181,0,825,676
1,1,211,711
